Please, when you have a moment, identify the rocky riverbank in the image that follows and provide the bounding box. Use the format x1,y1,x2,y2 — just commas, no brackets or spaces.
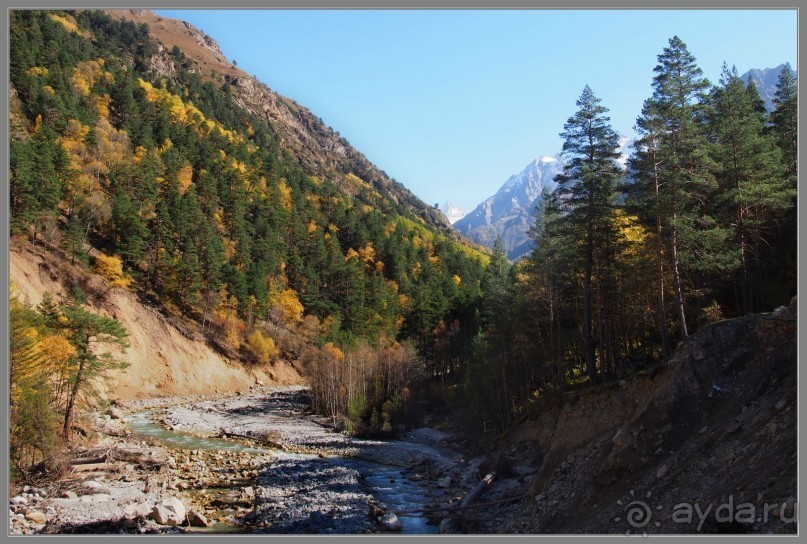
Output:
11,386,540,535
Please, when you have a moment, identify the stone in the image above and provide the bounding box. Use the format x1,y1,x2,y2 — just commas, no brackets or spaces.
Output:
10,496,27,505
698,426,708,434
83,480,103,491
149,497,186,526
726,422,742,435
242,486,255,496
439,518,458,534
775,399,787,411
612,428,632,448
437,476,452,488
25,511,47,524
380,512,402,531
656,464,669,478
108,406,125,420
167,456,177,468
124,502,152,519
188,511,210,527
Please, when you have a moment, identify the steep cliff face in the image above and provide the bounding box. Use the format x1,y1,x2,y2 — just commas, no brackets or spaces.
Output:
105,9,453,231
11,240,304,401
486,300,797,534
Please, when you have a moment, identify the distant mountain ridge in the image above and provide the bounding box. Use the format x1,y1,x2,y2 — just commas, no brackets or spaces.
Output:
453,156,563,260
740,63,796,112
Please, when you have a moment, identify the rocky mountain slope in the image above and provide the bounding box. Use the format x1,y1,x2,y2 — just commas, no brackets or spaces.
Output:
454,156,562,260
105,9,452,232
473,299,797,534
741,63,796,112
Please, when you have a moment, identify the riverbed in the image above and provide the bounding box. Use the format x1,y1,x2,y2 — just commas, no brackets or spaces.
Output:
128,386,463,534
9,386,473,535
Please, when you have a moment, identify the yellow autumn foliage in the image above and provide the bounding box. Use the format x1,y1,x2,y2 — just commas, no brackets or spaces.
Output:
49,13,83,35
247,329,279,365
278,180,292,211
177,163,193,194
94,253,132,289
92,94,112,117
71,59,109,98
270,288,304,324
26,66,49,77
323,342,345,364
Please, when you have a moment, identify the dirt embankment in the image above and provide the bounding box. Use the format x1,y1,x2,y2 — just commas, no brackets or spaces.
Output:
481,299,797,534
10,241,304,401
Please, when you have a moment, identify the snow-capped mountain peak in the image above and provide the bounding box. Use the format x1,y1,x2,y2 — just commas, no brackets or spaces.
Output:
454,154,564,260
439,202,466,225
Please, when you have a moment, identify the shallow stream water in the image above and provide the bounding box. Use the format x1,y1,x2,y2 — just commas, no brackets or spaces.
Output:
127,409,439,534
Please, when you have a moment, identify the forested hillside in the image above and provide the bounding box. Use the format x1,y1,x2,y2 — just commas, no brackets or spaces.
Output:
9,10,490,473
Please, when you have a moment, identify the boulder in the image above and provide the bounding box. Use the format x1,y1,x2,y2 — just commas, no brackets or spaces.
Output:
188,511,210,527
108,406,125,420
149,497,186,526
380,512,402,531
26,511,47,524
10,496,27,505
124,502,152,519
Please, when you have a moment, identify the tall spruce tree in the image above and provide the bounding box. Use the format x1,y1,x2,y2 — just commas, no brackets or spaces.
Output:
632,36,712,339
554,85,621,383
770,64,797,179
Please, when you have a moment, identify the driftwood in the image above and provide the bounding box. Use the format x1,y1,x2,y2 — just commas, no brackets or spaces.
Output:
459,472,496,510
71,454,108,465
392,472,500,516
216,428,284,450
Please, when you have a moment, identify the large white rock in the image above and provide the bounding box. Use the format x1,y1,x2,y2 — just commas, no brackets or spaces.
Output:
380,512,402,531
149,497,186,526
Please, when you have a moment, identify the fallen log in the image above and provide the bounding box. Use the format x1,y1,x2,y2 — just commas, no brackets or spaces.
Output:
459,472,496,510
216,429,284,449
71,455,108,465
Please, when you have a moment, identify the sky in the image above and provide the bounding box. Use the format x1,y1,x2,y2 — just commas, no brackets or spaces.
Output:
156,9,797,214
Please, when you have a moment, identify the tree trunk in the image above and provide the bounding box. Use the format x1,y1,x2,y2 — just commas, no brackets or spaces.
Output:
63,359,85,441
670,217,688,338
653,159,671,356
584,220,596,384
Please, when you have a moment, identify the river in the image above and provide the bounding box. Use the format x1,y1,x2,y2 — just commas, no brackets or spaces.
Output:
125,388,459,534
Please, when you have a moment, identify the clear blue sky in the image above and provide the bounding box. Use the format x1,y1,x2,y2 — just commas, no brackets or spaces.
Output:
156,9,797,213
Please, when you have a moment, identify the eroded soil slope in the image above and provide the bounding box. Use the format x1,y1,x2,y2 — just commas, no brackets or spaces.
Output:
11,241,303,401
485,300,797,534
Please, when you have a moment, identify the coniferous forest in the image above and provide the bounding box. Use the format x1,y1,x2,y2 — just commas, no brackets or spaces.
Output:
9,9,796,488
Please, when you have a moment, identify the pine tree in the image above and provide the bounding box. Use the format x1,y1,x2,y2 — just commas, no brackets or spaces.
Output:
57,299,129,440
770,64,797,179
554,85,621,383
632,36,713,339
710,65,793,313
